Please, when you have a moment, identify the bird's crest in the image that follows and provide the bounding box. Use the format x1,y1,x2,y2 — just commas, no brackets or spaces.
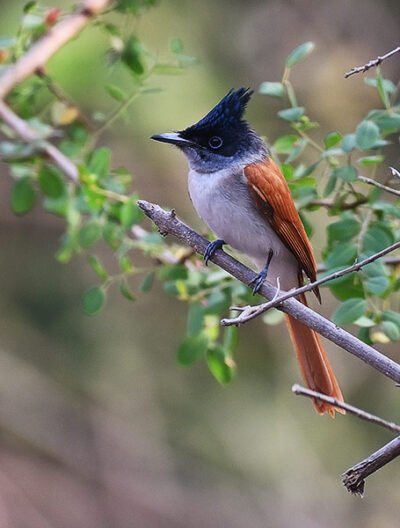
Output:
185,87,253,133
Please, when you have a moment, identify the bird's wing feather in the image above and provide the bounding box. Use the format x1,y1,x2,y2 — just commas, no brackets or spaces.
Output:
244,158,320,300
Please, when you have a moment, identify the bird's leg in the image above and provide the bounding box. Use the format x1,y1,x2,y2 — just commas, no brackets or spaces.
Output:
204,239,225,266
249,249,274,295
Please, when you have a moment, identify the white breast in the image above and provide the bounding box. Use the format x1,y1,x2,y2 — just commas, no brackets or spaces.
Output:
188,168,299,289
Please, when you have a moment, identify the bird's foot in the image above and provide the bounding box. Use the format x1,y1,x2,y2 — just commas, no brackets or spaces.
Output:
204,239,225,266
249,269,269,295
249,249,274,295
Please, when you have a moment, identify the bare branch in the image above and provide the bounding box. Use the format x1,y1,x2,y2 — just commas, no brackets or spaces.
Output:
343,436,400,495
317,255,400,272
0,100,79,181
221,240,400,326
138,200,400,385
0,0,110,99
358,175,400,197
292,384,400,433
344,46,400,78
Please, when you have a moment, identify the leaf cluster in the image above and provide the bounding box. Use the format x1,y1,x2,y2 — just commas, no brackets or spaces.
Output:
1,7,399,388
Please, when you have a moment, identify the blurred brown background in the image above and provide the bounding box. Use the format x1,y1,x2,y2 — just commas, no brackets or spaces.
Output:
0,0,400,526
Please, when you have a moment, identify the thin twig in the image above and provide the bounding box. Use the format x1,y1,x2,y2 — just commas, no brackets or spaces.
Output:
0,0,110,99
0,100,79,182
221,240,400,327
344,46,400,78
343,436,400,495
292,384,400,433
309,196,368,210
358,175,400,197
138,200,400,384
317,256,400,272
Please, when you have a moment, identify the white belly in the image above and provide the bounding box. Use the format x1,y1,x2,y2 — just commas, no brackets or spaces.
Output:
188,168,299,289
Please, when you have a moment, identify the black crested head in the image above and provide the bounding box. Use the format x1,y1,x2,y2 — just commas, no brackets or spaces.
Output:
178,87,256,159
151,87,266,172
186,87,253,133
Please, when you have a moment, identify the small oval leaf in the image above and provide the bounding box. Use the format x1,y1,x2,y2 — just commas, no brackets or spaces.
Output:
83,286,105,315
286,42,315,67
332,298,366,325
11,177,36,214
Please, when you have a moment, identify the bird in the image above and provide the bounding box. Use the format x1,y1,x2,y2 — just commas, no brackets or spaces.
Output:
151,87,344,416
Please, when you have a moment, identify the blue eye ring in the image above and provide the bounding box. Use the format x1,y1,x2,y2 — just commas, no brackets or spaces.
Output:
208,136,223,149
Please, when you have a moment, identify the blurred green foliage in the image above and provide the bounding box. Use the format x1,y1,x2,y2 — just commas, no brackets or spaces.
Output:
0,1,399,389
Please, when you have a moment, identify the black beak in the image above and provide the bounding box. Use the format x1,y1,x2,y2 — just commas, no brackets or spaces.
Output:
151,132,194,147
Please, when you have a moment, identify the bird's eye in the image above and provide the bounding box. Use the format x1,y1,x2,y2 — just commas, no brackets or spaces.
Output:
208,136,223,149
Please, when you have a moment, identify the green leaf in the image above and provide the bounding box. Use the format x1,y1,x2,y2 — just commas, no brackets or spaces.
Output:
103,222,124,250
223,325,238,352
258,81,285,98
357,155,384,166
278,107,305,122
285,41,315,67
332,298,366,325
122,35,145,75
187,302,204,337
120,198,143,228
328,216,360,243
177,334,208,365
23,1,36,13
365,275,389,296
38,165,65,198
325,272,364,301
119,280,136,302
332,165,357,182
367,109,400,135
105,84,127,102
355,120,380,150
341,133,356,152
203,291,230,315
324,241,357,269
89,147,111,178
119,255,134,273
87,255,108,281
324,132,342,149
79,221,102,247
140,271,155,292
362,224,394,254
381,321,400,341
207,345,236,384
158,264,188,281
11,177,36,214
382,311,400,329
83,286,105,315
273,135,299,154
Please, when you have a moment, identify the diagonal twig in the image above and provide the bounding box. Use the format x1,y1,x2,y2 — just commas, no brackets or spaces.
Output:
292,384,400,434
343,436,400,495
138,200,400,385
358,175,400,197
0,0,110,100
344,46,400,78
221,240,400,327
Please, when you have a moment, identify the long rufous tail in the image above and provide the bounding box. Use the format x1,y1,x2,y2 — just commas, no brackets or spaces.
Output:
285,293,344,416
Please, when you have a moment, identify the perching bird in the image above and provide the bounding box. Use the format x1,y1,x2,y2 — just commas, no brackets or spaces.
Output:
151,88,344,415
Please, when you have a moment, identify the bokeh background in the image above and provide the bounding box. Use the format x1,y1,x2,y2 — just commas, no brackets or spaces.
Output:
0,1,400,526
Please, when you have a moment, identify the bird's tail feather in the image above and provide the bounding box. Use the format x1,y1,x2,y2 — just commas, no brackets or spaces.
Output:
285,293,344,416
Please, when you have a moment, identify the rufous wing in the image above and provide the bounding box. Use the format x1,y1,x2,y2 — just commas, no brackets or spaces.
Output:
244,158,320,301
